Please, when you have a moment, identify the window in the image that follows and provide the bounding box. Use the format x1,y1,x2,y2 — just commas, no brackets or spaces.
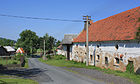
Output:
97,55,100,60
85,44,86,47
105,57,108,65
115,58,119,64
90,55,93,61
76,44,78,47
115,44,119,49
97,45,99,48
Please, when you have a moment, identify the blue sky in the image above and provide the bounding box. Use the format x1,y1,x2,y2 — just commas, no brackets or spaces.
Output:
0,0,140,41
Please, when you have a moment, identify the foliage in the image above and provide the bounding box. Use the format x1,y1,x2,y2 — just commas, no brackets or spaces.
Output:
16,30,60,55
0,37,15,46
56,40,61,47
0,57,20,65
15,53,24,61
38,33,60,54
126,61,134,73
16,30,39,55
54,55,66,60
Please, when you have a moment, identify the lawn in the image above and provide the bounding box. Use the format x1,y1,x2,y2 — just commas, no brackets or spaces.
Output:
39,55,140,84
0,77,38,84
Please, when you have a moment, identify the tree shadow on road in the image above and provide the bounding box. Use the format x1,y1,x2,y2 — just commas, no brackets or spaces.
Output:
0,67,47,78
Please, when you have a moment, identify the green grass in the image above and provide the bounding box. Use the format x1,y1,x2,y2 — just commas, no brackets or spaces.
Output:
0,78,38,84
39,55,140,84
24,58,29,68
0,75,38,84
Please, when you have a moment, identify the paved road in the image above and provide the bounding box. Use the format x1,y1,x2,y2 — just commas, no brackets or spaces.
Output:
28,58,106,84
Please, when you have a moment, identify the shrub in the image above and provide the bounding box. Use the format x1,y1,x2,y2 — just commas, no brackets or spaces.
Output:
47,55,52,59
12,61,17,64
54,55,66,60
126,61,134,73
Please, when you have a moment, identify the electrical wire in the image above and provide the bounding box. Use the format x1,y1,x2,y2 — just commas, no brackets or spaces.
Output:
0,14,83,22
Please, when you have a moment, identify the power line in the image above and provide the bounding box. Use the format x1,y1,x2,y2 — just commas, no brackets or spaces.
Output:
0,14,83,22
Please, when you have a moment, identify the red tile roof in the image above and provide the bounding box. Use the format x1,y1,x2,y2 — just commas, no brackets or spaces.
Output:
73,6,140,42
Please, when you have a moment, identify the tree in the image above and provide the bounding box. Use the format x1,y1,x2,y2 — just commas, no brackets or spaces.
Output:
16,30,39,55
56,40,61,47
0,38,15,46
38,33,57,54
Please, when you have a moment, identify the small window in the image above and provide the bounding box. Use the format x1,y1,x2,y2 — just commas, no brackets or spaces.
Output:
97,45,99,48
115,44,119,49
105,57,108,65
90,55,93,61
115,58,119,64
85,44,86,47
97,55,100,60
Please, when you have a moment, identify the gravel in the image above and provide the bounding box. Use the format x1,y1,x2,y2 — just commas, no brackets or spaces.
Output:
62,67,134,84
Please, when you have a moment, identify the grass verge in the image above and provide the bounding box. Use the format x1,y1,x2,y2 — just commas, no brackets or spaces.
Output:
39,55,140,84
0,75,38,84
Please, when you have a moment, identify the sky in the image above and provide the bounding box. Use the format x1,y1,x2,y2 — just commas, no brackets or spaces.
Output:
0,0,140,41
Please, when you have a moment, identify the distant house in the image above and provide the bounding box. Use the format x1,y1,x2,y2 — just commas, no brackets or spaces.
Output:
16,48,25,54
0,46,8,56
72,6,140,72
61,34,77,60
3,46,15,55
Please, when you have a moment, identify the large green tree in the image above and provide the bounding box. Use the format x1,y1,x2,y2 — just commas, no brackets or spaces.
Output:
38,33,58,53
16,30,39,55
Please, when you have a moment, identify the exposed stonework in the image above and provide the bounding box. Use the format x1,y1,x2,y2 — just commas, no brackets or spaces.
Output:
71,42,140,72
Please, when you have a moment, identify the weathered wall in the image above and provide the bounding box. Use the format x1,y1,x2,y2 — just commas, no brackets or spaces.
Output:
58,45,73,60
72,41,140,72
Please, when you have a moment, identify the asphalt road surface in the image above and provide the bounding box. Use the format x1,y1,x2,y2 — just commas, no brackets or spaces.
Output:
28,58,106,84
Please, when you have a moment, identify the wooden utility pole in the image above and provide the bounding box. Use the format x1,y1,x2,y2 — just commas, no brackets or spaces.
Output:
44,40,45,56
83,15,91,66
43,40,46,60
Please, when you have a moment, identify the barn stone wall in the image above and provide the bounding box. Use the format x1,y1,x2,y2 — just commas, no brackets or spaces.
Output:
72,41,140,72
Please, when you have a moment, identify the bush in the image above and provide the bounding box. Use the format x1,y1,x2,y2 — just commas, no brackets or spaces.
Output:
12,61,17,64
53,55,66,60
15,53,24,61
126,61,134,73
47,55,52,59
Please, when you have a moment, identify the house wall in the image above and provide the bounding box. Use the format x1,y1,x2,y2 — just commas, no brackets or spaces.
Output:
72,41,140,72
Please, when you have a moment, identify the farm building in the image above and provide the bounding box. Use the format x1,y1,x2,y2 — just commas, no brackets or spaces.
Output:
72,6,140,73
61,34,77,60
